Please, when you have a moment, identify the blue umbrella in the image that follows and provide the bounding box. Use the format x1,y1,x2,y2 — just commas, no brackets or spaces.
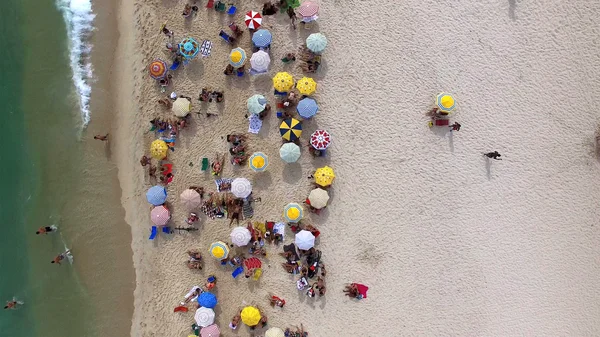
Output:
146,185,167,205
197,292,218,308
252,29,272,48
297,97,318,119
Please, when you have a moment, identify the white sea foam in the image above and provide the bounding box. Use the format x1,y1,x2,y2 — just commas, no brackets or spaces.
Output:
56,0,95,127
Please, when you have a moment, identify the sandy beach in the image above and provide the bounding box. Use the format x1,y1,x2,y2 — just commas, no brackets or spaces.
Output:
110,0,600,336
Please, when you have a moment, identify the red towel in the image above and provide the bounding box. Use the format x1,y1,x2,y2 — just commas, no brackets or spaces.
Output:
354,283,369,298
174,306,188,313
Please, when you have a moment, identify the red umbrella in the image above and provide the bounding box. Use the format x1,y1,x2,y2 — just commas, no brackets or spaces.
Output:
297,1,319,18
310,129,331,150
244,257,262,269
244,11,262,30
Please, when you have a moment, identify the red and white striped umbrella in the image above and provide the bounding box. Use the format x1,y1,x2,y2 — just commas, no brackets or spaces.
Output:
200,324,220,337
151,205,170,226
244,11,262,30
297,1,319,18
310,129,331,150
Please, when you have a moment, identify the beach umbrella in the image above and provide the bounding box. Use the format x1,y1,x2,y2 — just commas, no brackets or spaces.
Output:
296,97,318,119
252,29,272,48
149,59,167,80
209,241,230,259
250,50,271,73
308,188,329,209
243,256,262,270
197,292,218,309
231,177,252,198
200,324,220,337
230,226,252,247
241,306,261,326
273,72,294,92
279,143,301,163
150,205,170,226
310,129,331,150
249,152,268,172
279,118,302,142
265,327,285,337
179,37,200,59
296,77,317,96
180,189,202,209
146,185,167,206
306,33,327,54
295,230,315,250
229,47,247,68
245,11,262,30
436,92,456,113
194,307,215,327
172,97,191,117
314,166,335,187
247,94,267,115
298,1,319,17
283,203,303,223
150,139,168,159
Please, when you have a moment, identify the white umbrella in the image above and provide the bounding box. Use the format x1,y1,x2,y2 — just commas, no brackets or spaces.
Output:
279,143,301,163
308,188,329,209
250,50,271,73
230,226,252,247
180,189,202,209
231,178,252,198
194,307,216,327
295,230,315,250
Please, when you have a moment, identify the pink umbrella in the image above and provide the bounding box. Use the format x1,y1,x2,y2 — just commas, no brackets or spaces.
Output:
245,11,262,30
151,205,170,226
310,129,331,150
297,1,319,18
200,324,220,337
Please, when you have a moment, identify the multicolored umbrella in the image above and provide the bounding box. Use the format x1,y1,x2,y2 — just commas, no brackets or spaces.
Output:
265,327,285,337
298,1,319,17
200,324,220,337
150,140,168,160
146,185,167,206
283,203,303,223
314,166,335,187
279,118,302,141
209,241,230,259
149,59,167,80
197,292,218,308
180,189,202,209
297,97,318,119
229,47,247,68
230,226,252,247
172,97,191,117
245,11,262,30
272,72,294,92
151,205,170,226
247,94,267,115
252,29,272,48
306,33,327,54
231,178,252,198
308,188,329,209
194,307,215,327
250,50,271,73
310,129,331,150
436,92,455,114
296,77,317,95
241,306,261,326
179,37,200,59
249,152,268,172
279,143,301,163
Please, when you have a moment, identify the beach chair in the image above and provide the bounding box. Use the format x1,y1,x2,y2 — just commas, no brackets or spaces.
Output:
215,1,226,12
236,68,245,77
162,226,172,234
149,226,158,240
201,158,209,171
219,30,233,44
232,266,244,278
206,0,214,8
170,59,181,71
252,268,262,280
227,4,237,15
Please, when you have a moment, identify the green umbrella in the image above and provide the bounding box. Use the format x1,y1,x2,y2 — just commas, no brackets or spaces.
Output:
280,0,301,11
247,94,267,115
279,143,301,163
306,33,327,54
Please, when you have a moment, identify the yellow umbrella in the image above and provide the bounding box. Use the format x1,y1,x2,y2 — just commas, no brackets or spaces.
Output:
436,92,455,114
314,166,335,187
172,97,191,117
273,72,294,92
241,306,261,326
283,203,303,223
150,140,168,159
249,152,268,172
296,77,316,95
209,241,230,259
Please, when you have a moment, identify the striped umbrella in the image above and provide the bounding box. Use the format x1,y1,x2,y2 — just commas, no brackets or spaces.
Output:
243,256,262,270
209,241,230,259
247,94,267,114
150,139,168,159
252,29,272,48
279,143,301,163
230,226,252,247
200,324,220,337
172,97,191,117
297,97,318,119
298,1,319,18
245,11,262,29
296,77,317,95
231,178,252,198
314,166,335,187
308,188,329,209
151,206,170,226
306,33,327,54
179,37,200,59
194,307,215,327
279,118,302,141
180,189,202,209
146,185,167,205
265,327,285,337
249,152,268,172
436,92,456,114
229,47,247,68
250,50,271,73
295,230,315,250
149,59,167,80
310,129,331,150
283,203,303,223
273,72,294,92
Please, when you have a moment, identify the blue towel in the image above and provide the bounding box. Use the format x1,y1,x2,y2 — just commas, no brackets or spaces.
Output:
232,266,244,278
149,226,158,240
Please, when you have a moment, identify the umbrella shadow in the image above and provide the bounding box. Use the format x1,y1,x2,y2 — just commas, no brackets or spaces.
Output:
253,171,273,191
258,115,272,138
105,139,112,159
184,60,205,83
230,73,252,89
312,57,329,80
252,75,273,93
508,0,517,20
311,204,330,225
485,157,492,180
282,162,303,184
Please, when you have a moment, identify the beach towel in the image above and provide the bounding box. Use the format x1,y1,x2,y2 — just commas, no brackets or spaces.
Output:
242,199,254,218
273,222,285,240
200,40,212,57
248,114,262,134
355,283,369,299
215,178,233,192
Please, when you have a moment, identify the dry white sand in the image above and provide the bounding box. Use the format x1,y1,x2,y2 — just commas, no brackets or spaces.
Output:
111,0,600,335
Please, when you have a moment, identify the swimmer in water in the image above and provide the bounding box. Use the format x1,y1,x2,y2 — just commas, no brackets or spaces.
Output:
4,298,23,310
51,250,71,265
36,225,58,235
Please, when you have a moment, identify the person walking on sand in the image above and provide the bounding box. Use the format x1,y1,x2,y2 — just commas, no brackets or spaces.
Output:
484,151,502,160
94,134,109,141
36,225,58,235
449,122,461,131
287,6,297,29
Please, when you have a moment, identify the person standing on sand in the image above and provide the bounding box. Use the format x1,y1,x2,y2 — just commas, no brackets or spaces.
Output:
36,225,57,235
93,134,108,141
484,151,502,160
